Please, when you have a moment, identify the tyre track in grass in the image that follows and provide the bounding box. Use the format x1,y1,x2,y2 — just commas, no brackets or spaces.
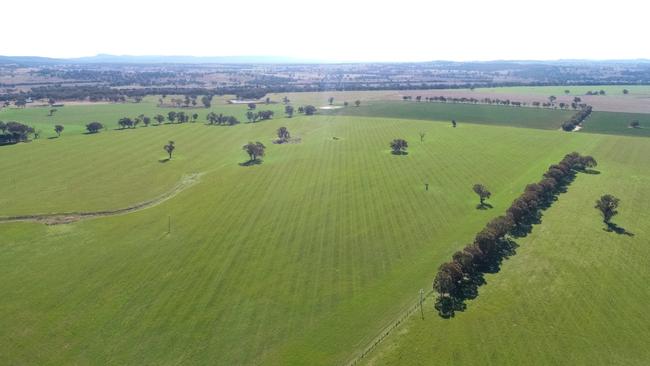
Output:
0,172,203,225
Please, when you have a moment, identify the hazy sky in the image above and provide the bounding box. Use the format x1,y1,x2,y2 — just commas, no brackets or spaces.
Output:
3,0,648,61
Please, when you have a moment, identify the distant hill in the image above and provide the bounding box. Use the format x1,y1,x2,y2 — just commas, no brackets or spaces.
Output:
0,54,326,65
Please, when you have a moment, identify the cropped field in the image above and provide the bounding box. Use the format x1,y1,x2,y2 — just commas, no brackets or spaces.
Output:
267,85,650,114
470,84,650,96
586,111,650,137
327,101,575,130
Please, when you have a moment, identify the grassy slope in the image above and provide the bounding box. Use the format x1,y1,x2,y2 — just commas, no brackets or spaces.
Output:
364,134,650,366
0,116,609,365
586,111,650,137
328,101,575,130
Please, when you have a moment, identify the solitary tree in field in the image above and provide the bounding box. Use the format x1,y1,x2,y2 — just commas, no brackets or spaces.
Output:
344,101,349,107
473,184,491,208
328,97,334,105
548,95,557,104
630,120,641,128
595,194,620,224
192,113,198,122
390,138,408,155
564,90,570,95
419,131,425,142
623,89,629,95
277,126,290,142
86,121,103,134
164,141,176,160
242,141,266,162
265,97,271,104
154,114,165,125
452,120,457,128
285,105,294,118
282,96,290,104
48,108,57,117
54,124,64,137
248,103,256,110
354,100,361,107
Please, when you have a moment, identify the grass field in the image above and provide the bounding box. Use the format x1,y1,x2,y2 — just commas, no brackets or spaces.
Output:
327,101,575,130
1,98,649,365
364,133,650,366
586,111,650,137
0,97,287,138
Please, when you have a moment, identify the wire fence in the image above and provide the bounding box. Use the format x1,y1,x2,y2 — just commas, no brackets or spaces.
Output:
345,289,435,366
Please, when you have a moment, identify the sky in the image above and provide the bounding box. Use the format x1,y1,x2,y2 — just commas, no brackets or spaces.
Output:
2,0,648,62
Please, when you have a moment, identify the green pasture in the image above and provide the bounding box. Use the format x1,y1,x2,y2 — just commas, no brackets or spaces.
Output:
1,100,648,365
586,111,650,137
328,101,575,130
364,132,650,366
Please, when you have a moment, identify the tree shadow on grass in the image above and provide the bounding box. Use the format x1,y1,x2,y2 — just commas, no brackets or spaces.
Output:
391,151,409,156
437,238,519,318
158,158,170,163
476,203,494,210
47,136,59,140
239,159,262,167
583,169,601,175
604,222,634,236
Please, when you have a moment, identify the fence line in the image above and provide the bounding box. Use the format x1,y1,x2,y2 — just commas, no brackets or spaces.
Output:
345,289,435,366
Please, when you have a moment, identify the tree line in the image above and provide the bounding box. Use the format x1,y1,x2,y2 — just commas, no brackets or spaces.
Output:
561,105,593,131
0,121,35,144
245,110,274,123
432,152,597,318
403,95,589,111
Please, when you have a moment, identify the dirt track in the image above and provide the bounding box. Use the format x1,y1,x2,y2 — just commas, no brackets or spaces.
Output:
0,173,202,225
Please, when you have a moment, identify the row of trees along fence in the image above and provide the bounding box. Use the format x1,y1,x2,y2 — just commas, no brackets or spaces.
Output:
432,152,597,318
